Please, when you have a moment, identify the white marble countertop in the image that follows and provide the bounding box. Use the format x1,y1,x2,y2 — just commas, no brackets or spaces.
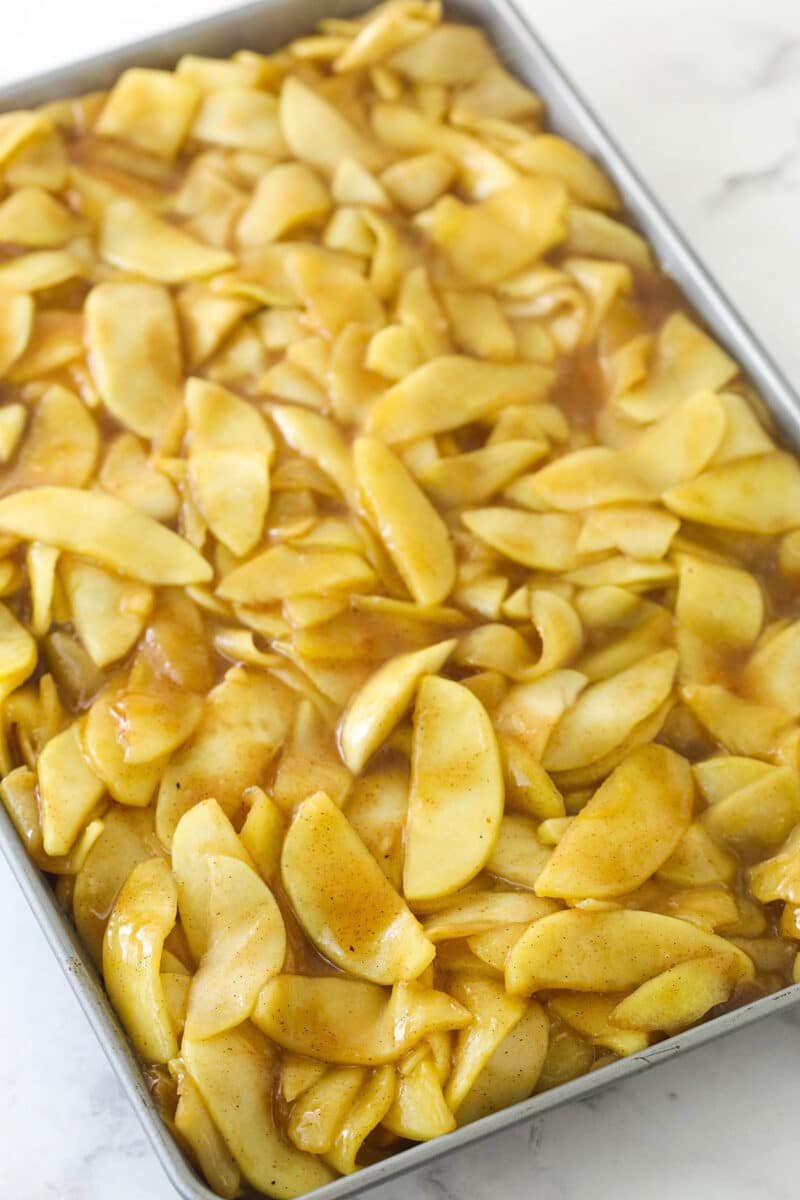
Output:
2,1,800,1197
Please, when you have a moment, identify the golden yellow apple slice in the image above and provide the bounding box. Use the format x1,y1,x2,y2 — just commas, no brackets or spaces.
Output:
111,684,204,766
548,993,648,1055
616,312,736,422
543,649,678,772
0,487,211,584
84,684,168,809
253,975,470,1065
609,955,744,1032
623,390,726,492
535,745,693,900
186,377,274,556
73,807,162,966
0,291,33,376
0,600,37,703
383,1050,455,1141
741,618,800,715
495,671,587,761
749,827,800,904
156,667,293,846
324,1064,397,1175
366,357,552,442
344,766,408,890
182,1027,334,1198
663,452,800,533
185,855,286,1040
468,925,531,973
462,507,582,571
657,822,737,887
701,766,800,850
85,281,182,438
456,1002,549,1125
239,787,285,884
675,554,763,649
682,682,791,759
423,891,558,942
282,790,434,983
281,75,388,174
354,436,456,606
7,383,98,491
506,908,754,995
61,557,153,668
103,857,178,1063
288,1067,366,1154
171,797,255,963
269,403,357,508
416,441,547,508
404,676,504,902
499,735,566,819
444,976,528,1112
281,1055,327,1104
487,814,551,888
339,638,457,773
218,543,375,604
170,1059,241,1200
37,723,105,857
99,196,235,282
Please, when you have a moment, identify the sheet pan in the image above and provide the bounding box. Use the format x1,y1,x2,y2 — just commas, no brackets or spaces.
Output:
2,2,799,1197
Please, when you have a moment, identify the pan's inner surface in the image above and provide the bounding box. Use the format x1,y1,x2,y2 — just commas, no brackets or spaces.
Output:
2,3,800,1200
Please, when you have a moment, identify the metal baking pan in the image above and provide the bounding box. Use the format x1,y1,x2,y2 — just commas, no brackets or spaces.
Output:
2,1,800,1197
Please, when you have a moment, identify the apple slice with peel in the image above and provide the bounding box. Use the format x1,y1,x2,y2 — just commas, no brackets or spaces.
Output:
281,791,434,983
404,676,504,902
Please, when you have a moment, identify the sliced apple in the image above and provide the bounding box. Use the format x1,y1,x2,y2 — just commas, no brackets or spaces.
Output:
103,857,178,1063
253,975,470,1064
354,436,456,606
382,1050,455,1141
0,600,37,703
73,807,162,966
609,955,743,1032
170,1059,241,1200
423,891,558,942
339,638,456,773
663,452,800,533
37,722,105,856
185,855,286,1040
0,486,211,585
324,1064,397,1175
171,797,255,963
456,1002,549,1124
495,670,587,760
487,814,551,888
543,649,678,772
344,765,409,890
535,745,693,900
506,908,754,995
548,992,648,1055
288,1067,366,1155
282,790,434,983
444,976,528,1112
404,676,504,902
156,666,293,846
182,1027,334,1198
